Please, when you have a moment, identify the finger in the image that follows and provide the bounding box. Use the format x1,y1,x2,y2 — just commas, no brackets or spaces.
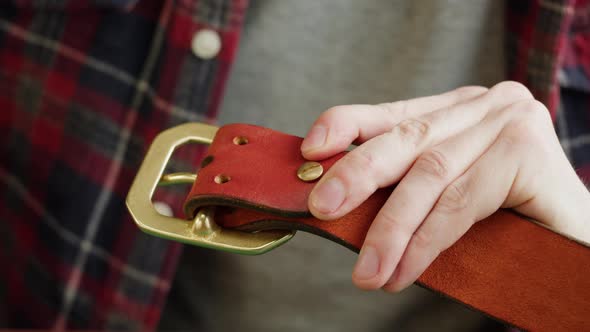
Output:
383,131,524,292
351,103,516,289
301,86,488,160
308,83,525,221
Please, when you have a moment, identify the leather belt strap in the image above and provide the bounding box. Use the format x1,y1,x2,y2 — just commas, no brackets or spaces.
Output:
184,124,590,331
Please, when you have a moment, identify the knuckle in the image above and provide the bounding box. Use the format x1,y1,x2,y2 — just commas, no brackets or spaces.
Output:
437,181,471,214
490,81,534,102
504,100,552,144
412,228,434,249
352,147,378,169
377,209,412,238
390,118,430,146
513,99,551,124
343,148,382,185
414,149,451,181
497,125,553,167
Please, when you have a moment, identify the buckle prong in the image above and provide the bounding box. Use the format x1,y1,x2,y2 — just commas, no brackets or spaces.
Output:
192,207,220,237
159,172,197,186
126,123,294,255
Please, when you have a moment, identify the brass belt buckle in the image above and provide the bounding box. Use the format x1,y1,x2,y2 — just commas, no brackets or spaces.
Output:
126,123,295,255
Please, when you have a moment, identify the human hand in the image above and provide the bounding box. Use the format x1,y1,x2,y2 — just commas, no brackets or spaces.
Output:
301,81,590,292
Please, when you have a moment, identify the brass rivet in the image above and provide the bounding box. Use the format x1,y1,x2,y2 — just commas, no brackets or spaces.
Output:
297,162,323,182
214,174,231,184
233,136,248,145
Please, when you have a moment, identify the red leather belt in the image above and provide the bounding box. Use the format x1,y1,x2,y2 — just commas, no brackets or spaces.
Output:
127,123,590,331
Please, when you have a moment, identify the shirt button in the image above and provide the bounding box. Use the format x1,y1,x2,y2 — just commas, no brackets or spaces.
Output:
191,29,221,60
153,201,174,217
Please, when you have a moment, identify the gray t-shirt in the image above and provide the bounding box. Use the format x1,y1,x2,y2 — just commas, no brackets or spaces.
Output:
160,1,506,331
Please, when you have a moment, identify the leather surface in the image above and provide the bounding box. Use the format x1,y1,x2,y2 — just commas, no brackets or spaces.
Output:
185,124,590,331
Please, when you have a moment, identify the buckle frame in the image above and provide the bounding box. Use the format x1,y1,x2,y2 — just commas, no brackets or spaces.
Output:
126,123,295,255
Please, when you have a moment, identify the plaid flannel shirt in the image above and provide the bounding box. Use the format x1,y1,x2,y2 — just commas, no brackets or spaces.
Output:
0,0,588,330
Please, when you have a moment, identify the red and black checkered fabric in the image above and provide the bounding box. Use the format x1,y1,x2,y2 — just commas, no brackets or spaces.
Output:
0,0,588,330
0,0,247,330
506,0,590,180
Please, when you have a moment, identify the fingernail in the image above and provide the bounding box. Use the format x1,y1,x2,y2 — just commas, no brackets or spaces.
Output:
354,245,379,280
310,177,346,213
301,125,327,152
